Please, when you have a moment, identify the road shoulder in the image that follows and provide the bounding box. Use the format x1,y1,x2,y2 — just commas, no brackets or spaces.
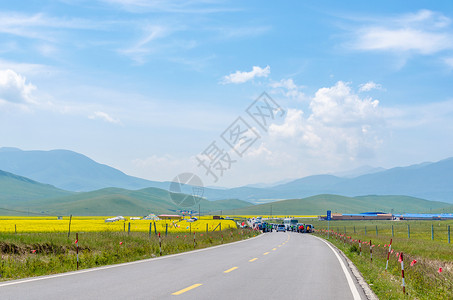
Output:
314,235,378,300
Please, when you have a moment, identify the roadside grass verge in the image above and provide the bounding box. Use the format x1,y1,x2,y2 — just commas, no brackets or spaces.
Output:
314,228,453,299
0,228,258,281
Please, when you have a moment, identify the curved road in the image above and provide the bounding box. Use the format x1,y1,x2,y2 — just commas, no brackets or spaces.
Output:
0,232,367,299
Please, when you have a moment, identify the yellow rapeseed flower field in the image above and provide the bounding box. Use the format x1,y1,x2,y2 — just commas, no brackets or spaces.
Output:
0,216,237,233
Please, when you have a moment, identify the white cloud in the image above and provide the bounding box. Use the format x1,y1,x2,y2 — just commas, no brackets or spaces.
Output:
347,10,453,66
222,65,270,84
264,81,383,170
101,0,237,14
119,25,198,64
0,69,36,104
0,12,101,41
270,78,306,101
0,59,57,77
214,26,271,39
119,25,170,63
359,81,382,92
354,28,453,54
309,81,380,126
89,111,121,124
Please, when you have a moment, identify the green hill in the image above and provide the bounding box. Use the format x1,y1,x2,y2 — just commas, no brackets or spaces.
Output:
221,194,451,215
0,170,73,203
15,187,253,216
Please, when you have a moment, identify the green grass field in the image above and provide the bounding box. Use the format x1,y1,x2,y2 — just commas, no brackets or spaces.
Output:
310,219,453,299
0,228,258,281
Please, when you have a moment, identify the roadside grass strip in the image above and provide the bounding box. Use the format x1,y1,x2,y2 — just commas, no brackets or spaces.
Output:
172,283,202,295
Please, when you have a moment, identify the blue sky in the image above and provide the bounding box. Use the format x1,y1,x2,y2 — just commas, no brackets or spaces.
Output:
0,0,453,187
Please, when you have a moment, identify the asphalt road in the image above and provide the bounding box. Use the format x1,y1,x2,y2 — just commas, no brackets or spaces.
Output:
0,232,367,299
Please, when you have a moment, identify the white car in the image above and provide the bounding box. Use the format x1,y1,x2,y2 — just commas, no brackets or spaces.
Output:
277,224,286,232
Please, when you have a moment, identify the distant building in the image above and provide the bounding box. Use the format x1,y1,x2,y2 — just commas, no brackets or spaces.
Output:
143,214,159,220
395,213,453,220
104,216,127,222
158,214,182,220
319,212,393,220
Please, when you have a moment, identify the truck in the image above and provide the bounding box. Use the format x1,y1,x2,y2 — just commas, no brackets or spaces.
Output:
283,218,298,231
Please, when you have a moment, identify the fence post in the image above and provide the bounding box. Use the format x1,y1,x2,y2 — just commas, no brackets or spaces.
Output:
206,223,208,234
15,224,17,234
166,223,168,237
370,240,372,262
431,224,434,241
385,239,393,271
76,233,79,270
408,224,410,239
376,225,378,237
448,225,451,244
123,223,125,232
149,223,152,238
158,232,162,256
128,222,131,234
67,215,72,238
359,240,362,256
400,252,406,294
392,225,394,237
193,233,196,248
154,222,157,235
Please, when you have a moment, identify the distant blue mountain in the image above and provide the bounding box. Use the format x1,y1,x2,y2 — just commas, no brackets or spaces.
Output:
0,148,168,192
1,147,452,204
203,158,453,203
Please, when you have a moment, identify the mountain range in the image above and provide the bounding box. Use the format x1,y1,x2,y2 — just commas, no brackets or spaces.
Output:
0,147,167,192
202,158,453,203
1,147,453,216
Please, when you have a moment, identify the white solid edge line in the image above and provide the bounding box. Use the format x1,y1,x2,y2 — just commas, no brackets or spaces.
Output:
311,235,362,300
0,232,264,288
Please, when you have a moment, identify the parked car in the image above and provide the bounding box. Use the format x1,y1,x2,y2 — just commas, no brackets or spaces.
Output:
277,224,286,232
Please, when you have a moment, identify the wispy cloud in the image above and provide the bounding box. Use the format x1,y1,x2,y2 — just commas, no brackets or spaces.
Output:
359,81,382,92
0,59,57,76
344,10,453,66
100,0,240,14
213,25,271,39
270,78,306,101
119,25,171,63
0,12,102,41
222,65,270,84
89,111,121,124
353,28,453,54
